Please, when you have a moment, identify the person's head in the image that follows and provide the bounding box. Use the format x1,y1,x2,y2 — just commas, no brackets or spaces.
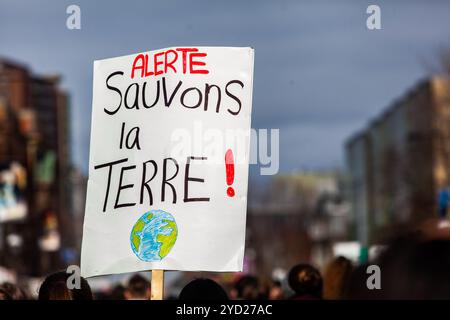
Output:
288,264,323,299
179,278,228,301
0,288,12,300
125,274,150,300
373,233,450,299
323,256,353,300
268,280,284,300
0,282,27,300
346,219,450,299
345,263,374,299
38,271,93,300
232,275,260,300
109,284,126,300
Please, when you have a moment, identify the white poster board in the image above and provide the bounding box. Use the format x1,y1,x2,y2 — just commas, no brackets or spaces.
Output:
81,47,254,277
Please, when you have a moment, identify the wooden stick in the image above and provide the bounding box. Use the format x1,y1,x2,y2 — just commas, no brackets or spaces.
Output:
151,270,164,300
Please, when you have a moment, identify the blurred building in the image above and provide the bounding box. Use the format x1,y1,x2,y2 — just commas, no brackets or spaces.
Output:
0,58,72,276
69,168,88,263
346,77,450,253
247,171,350,277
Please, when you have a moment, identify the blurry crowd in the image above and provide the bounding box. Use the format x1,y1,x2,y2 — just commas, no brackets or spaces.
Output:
2,218,450,300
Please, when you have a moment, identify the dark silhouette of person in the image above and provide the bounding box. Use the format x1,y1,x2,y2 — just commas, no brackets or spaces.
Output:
109,284,126,300
0,282,27,300
323,256,353,299
0,287,12,300
288,264,323,300
125,274,150,300
38,271,93,300
347,219,450,299
232,275,260,300
179,278,228,301
373,233,450,299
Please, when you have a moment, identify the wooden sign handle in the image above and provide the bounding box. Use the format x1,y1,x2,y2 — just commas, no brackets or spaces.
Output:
151,270,164,300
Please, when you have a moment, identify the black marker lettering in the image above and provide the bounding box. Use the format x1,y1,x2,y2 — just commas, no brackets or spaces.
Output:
94,158,128,212
104,71,124,115
114,165,137,209
184,156,210,202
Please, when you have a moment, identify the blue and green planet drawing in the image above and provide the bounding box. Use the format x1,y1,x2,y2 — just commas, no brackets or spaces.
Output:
130,210,178,261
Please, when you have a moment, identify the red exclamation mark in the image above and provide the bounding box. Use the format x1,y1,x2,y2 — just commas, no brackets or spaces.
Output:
225,149,235,197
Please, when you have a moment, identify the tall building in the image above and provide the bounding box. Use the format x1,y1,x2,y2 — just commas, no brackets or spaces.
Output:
0,58,72,275
346,77,450,249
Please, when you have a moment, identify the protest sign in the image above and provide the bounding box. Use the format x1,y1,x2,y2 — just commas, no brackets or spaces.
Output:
81,47,254,278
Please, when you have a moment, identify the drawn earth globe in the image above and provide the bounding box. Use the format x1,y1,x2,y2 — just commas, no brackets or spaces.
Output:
130,210,178,261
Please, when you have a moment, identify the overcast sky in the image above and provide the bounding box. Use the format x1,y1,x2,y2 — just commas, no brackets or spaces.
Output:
1,0,450,179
